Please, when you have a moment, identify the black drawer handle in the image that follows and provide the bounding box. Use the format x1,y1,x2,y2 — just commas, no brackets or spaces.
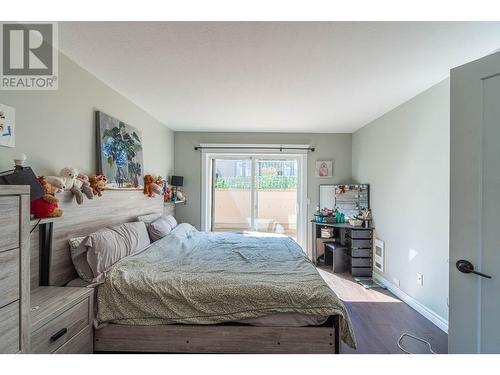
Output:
50,328,68,342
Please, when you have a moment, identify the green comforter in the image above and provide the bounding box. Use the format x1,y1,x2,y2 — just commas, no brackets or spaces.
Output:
96,223,356,348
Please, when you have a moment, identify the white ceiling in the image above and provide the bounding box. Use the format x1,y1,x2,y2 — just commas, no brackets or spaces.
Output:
59,22,500,133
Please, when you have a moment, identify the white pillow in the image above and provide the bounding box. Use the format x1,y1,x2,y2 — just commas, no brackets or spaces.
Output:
137,212,162,224
86,221,151,281
68,236,94,282
69,221,151,283
148,215,178,241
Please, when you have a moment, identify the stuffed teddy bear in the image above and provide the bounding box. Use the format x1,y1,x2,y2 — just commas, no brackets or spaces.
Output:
89,174,107,196
143,174,162,197
77,173,94,200
44,175,66,193
30,177,63,218
56,166,84,205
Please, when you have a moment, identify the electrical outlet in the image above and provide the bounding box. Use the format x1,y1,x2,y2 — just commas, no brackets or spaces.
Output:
393,277,400,287
417,273,424,286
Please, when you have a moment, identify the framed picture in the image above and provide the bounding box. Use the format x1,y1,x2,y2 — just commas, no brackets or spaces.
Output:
96,111,144,189
0,103,15,148
315,160,333,178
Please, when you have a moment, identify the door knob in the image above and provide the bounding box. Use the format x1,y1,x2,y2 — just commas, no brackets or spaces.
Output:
456,260,492,279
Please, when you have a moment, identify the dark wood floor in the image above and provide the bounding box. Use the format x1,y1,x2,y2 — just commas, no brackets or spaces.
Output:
317,267,448,354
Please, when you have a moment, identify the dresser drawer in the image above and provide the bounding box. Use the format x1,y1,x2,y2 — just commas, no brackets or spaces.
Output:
351,267,372,277
0,196,19,252
0,301,20,353
0,248,20,308
351,258,372,267
31,297,90,353
350,248,372,258
347,229,372,239
346,237,372,249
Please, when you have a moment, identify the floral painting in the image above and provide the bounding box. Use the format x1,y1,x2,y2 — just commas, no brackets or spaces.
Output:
96,111,144,189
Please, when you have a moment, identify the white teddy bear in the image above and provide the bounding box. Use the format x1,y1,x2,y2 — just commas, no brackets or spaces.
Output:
59,167,84,204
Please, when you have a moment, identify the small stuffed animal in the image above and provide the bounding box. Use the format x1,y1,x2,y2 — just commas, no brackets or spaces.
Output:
30,177,63,218
155,176,164,187
143,174,156,197
77,173,94,200
59,166,84,205
89,174,107,196
44,175,66,193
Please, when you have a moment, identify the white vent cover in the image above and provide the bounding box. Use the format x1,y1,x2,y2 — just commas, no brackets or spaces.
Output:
374,238,385,273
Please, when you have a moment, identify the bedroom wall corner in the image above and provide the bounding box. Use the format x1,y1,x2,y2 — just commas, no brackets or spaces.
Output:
352,78,450,326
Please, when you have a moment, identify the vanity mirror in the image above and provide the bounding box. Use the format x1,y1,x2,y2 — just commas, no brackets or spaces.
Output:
319,184,369,217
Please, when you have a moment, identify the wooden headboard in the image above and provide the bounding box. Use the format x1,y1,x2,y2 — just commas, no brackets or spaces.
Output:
30,190,174,288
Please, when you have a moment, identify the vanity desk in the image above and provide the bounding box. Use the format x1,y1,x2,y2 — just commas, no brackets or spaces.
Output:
312,221,374,276
314,183,373,277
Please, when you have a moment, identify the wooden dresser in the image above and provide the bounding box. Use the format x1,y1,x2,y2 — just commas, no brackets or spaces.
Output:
0,185,30,353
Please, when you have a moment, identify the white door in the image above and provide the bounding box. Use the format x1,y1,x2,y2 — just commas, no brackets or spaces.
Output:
449,51,500,353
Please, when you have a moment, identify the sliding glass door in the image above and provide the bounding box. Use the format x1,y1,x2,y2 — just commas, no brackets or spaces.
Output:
211,155,301,241
212,158,253,232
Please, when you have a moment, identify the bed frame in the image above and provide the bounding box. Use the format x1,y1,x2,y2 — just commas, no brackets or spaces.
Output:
39,190,343,354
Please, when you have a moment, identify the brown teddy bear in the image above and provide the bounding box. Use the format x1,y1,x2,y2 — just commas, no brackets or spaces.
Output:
143,174,156,197
30,177,63,218
89,174,107,196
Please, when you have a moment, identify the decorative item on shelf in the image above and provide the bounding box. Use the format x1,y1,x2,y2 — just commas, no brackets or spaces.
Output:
48,167,86,204
320,226,334,238
164,183,172,202
89,174,107,196
314,206,336,223
348,218,363,227
170,175,185,202
77,173,94,200
143,174,162,197
30,176,63,218
335,211,346,224
356,207,372,228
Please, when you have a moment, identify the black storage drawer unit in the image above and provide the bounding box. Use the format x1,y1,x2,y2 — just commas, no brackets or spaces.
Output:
346,229,372,239
345,237,372,249
351,257,371,267
351,267,372,277
351,248,371,257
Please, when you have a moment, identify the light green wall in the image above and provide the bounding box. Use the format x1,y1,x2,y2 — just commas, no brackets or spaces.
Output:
352,79,450,323
174,132,352,255
0,53,174,178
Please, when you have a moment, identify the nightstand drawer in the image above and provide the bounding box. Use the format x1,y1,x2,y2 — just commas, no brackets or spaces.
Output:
31,297,90,353
0,248,20,308
54,327,93,354
0,196,19,252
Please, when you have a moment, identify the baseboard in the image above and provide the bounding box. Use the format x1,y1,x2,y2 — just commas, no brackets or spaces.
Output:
373,273,448,333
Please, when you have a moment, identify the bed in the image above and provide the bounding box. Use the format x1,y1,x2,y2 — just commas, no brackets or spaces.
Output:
91,223,355,353
38,191,355,353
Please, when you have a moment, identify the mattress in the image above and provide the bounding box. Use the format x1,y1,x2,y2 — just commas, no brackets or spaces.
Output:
67,281,328,327
87,224,355,347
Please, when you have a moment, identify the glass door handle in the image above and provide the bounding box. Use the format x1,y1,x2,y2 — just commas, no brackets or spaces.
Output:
456,260,492,279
